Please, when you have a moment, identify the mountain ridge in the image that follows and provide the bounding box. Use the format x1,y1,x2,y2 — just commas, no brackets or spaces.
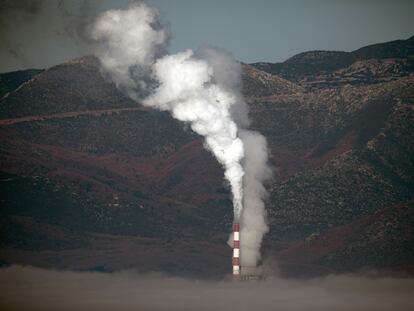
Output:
251,35,414,88
0,37,413,277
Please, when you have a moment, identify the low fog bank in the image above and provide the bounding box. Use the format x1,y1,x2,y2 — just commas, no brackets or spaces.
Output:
1,266,414,311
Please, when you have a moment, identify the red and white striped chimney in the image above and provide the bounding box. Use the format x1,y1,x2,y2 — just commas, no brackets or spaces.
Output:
232,222,240,276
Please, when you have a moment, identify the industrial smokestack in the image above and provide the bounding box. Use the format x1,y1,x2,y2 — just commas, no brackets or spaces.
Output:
232,223,240,277
91,1,272,278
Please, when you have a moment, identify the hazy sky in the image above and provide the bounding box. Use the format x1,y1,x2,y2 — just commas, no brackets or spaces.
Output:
0,0,413,72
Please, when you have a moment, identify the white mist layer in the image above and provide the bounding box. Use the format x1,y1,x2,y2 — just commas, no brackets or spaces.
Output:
2,266,414,311
91,1,271,267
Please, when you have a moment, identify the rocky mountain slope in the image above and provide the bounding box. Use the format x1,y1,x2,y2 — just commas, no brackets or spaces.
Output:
0,36,413,277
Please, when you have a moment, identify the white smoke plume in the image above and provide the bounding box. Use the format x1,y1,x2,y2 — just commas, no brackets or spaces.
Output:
239,130,272,266
145,49,246,218
90,1,271,268
90,1,169,98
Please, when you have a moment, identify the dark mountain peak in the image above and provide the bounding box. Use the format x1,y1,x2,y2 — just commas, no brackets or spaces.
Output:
0,56,135,119
353,36,414,60
0,68,44,99
286,50,347,62
241,63,304,97
251,35,414,86
62,55,99,66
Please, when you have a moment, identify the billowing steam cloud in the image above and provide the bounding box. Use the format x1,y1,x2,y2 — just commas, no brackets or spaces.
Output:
145,49,246,218
91,1,271,267
91,2,169,98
